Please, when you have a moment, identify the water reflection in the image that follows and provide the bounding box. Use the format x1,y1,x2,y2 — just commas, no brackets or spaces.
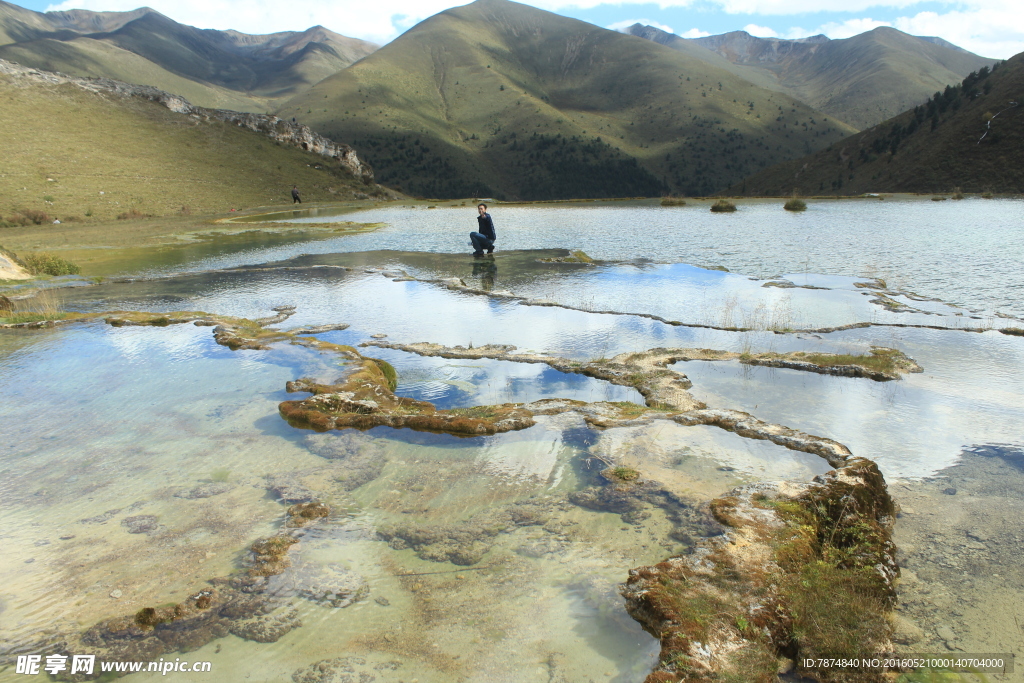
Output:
2,210,1023,680
122,199,1024,318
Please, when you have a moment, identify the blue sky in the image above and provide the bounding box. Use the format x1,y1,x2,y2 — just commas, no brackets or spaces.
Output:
16,0,1024,58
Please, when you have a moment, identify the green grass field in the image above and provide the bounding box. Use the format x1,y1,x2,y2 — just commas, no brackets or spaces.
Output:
0,73,381,225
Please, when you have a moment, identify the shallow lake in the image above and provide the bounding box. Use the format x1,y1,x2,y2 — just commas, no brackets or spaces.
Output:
1,199,1022,681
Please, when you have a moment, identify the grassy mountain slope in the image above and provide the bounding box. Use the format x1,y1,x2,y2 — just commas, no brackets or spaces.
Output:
729,56,1024,195
281,0,854,199
0,36,273,110
0,69,378,222
628,25,995,130
0,0,52,44
0,1,377,110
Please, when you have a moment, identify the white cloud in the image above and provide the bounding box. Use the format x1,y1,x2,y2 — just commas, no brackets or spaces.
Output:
743,23,777,37
800,4,1023,56
680,28,711,38
781,27,813,39
718,0,922,14
816,17,890,39
607,18,675,33
893,9,1023,58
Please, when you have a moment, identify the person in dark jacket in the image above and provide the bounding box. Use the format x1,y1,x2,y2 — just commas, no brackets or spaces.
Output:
470,203,496,257
291,186,301,204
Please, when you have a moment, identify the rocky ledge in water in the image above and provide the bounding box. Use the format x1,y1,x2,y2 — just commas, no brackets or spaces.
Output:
622,457,899,682
364,269,1011,335
279,357,536,436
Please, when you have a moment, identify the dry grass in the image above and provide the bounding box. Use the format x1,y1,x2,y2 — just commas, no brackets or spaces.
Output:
0,288,68,323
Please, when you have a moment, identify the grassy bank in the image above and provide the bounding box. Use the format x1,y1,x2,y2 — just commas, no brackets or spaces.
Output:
0,206,389,278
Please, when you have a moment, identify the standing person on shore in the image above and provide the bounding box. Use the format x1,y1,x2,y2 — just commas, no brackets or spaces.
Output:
291,186,302,204
470,203,496,257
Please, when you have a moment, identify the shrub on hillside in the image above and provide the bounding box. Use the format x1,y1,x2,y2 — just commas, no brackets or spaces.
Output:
710,199,737,213
22,252,81,276
22,209,51,224
2,210,51,226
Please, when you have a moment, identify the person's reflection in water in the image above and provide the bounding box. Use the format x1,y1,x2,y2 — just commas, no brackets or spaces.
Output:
472,257,497,291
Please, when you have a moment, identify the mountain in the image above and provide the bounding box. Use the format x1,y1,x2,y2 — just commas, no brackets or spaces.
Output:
280,0,855,200
0,59,381,223
728,55,1023,195
626,24,996,130
0,0,377,111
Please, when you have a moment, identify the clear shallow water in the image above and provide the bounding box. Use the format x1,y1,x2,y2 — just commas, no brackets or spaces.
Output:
678,328,1024,478
0,322,674,681
126,198,1024,318
2,204,1023,681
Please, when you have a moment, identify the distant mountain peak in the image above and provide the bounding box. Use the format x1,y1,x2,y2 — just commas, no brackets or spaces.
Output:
0,2,378,110
43,6,159,33
625,22,995,130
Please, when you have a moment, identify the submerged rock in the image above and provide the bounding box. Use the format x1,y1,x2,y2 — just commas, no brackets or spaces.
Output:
228,605,301,643
249,535,299,577
173,482,234,499
291,656,393,683
378,499,554,566
304,432,388,490
267,475,318,504
80,508,122,524
121,515,159,534
286,502,330,528
70,476,338,672
271,562,369,608
81,588,232,664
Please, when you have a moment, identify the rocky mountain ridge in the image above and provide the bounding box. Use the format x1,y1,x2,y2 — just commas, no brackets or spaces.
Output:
0,0,377,110
625,23,996,130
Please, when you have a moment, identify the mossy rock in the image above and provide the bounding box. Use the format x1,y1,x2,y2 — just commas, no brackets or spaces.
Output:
371,357,398,392
604,466,640,482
